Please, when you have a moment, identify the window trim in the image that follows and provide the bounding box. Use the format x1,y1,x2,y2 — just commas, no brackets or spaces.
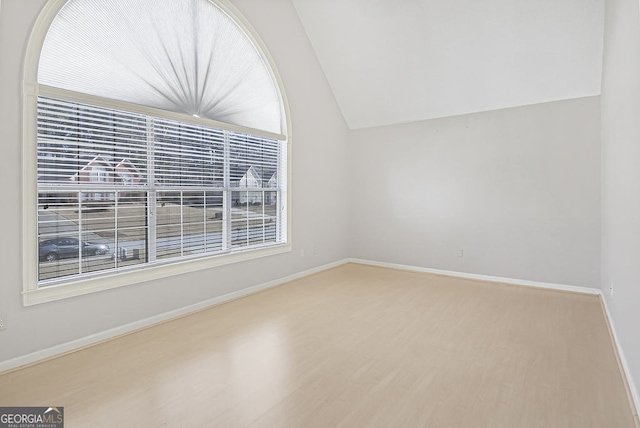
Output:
23,0,292,306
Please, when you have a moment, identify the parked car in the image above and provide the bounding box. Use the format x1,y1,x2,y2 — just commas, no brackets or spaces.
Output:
39,237,110,262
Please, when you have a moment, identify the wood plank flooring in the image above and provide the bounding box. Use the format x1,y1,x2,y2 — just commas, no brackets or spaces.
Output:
0,263,637,427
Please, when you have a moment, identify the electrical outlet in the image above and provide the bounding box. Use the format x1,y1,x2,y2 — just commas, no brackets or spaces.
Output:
313,246,318,255
457,249,464,258
609,283,614,297
300,249,305,257
0,313,6,331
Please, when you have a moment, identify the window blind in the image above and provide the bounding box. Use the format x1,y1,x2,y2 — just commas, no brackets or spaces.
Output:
37,0,282,134
37,97,285,285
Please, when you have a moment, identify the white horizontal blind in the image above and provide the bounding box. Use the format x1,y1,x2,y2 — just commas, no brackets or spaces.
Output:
37,97,285,286
37,97,149,186
153,119,225,188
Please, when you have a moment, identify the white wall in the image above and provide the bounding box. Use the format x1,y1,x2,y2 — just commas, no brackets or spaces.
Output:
0,0,349,363
293,0,604,129
601,0,640,409
348,98,602,288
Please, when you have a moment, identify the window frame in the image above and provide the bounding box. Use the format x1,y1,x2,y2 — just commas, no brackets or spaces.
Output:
22,0,292,306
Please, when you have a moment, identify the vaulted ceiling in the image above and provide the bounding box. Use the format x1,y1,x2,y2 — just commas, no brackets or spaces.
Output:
292,0,604,129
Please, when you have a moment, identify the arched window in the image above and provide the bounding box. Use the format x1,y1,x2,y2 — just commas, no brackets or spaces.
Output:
23,0,290,305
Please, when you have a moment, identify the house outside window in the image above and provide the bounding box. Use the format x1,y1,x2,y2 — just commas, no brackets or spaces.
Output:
23,0,291,305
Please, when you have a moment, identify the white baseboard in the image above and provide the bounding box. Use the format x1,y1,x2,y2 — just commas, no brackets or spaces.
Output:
600,296,640,422
347,258,601,295
0,259,348,374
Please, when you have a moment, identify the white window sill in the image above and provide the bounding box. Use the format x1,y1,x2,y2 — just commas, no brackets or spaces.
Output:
23,243,291,306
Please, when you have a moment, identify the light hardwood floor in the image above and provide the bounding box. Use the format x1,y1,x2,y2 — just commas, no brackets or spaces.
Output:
1,263,637,427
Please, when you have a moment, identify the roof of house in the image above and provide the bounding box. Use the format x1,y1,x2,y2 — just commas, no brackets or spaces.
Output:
38,154,143,184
